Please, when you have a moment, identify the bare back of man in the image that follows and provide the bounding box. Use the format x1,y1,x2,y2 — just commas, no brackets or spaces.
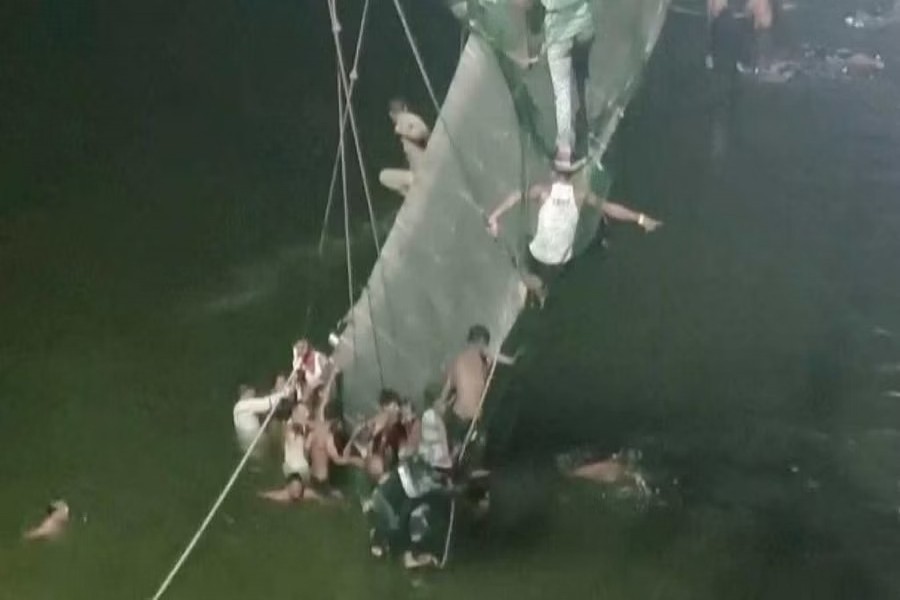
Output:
447,346,489,423
439,326,494,454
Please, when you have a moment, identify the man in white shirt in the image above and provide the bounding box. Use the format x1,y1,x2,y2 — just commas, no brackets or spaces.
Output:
487,163,662,305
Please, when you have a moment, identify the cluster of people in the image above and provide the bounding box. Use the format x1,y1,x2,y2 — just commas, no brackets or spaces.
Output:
233,326,509,568
228,0,667,568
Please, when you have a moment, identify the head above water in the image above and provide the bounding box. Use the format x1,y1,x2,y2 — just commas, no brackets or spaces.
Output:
467,324,491,347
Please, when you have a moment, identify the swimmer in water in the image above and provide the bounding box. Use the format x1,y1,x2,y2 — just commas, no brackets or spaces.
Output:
23,500,70,541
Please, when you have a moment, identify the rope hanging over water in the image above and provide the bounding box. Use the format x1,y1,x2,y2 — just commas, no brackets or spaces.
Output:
148,394,282,600
148,7,379,596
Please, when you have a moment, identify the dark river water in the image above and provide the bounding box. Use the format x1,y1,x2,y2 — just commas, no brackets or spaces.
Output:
1,1,899,598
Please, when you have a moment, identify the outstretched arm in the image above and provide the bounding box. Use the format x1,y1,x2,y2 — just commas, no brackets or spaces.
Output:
587,194,662,232
488,185,546,237
436,370,454,408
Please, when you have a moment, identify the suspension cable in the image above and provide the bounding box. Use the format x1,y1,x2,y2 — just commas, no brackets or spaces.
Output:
336,47,356,346
327,0,389,389
327,0,381,255
303,0,372,337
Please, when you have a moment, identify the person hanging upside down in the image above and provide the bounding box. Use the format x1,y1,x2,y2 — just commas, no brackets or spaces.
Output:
487,162,662,306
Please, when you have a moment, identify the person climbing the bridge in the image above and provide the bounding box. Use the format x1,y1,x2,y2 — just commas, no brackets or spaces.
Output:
437,325,515,458
487,162,662,306
378,98,430,199
540,0,595,166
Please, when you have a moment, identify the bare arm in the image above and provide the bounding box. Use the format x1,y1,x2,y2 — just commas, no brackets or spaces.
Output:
494,351,518,366
588,194,662,232
436,368,455,408
326,434,347,465
315,365,338,422
487,185,547,237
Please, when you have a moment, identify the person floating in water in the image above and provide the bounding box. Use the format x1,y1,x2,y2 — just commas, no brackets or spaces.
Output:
540,0,595,166
559,448,649,495
378,99,430,199
488,162,662,306
23,500,70,541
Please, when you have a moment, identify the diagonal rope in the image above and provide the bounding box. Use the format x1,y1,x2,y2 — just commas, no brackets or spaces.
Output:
336,52,359,375
303,0,372,337
149,392,284,600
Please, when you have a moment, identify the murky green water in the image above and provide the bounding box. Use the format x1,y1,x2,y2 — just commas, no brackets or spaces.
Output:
2,1,899,598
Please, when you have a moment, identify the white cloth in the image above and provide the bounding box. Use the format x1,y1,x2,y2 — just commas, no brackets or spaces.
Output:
529,182,580,265
418,409,452,470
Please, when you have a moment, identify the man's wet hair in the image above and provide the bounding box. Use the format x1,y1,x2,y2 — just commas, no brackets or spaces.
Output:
378,388,401,407
467,324,490,345
388,98,408,115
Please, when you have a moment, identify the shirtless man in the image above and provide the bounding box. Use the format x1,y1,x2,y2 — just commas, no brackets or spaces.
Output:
378,99,430,199
437,325,516,455
488,164,662,305
23,500,70,541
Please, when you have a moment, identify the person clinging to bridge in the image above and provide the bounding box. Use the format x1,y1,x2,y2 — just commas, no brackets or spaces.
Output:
487,161,662,306
378,98,431,199
436,325,516,458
